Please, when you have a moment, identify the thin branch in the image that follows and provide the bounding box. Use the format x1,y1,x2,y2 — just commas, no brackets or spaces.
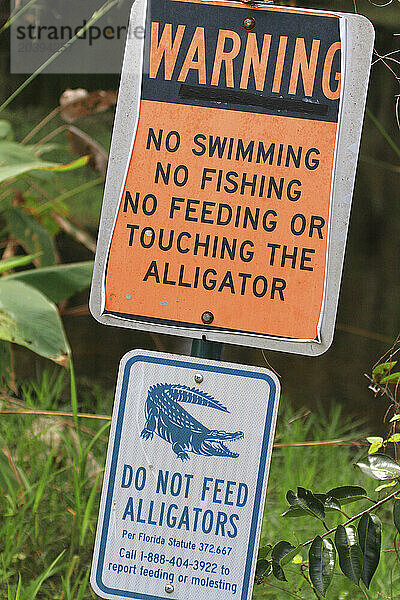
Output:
263,580,305,599
0,407,369,447
22,107,62,145
0,409,111,421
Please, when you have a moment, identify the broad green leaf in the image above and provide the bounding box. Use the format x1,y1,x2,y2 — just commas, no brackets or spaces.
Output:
372,361,397,382
334,525,363,586
394,499,400,534
286,487,325,520
272,561,286,582
257,545,272,560
0,279,70,365
390,414,400,423
281,544,303,566
272,541,296,563
7,261,94,304
358,513,381,588
309,536,336,597
326,486,367,505
271,541,295,582
0,140,87,183
356,453,400,481
0,253,40,274
255,559,272,581
388,434,400,443
381,372,400,384
6,207,56,267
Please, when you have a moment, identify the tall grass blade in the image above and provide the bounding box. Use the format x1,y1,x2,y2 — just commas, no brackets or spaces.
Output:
32,448,54,514
27,550,65,599
80,471,101,546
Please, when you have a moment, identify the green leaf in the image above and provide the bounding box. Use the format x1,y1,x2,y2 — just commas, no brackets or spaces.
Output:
0,140,87,183
0,279,70,365
281,545,303,566
334,525,363,586
271,541,295,582
367,436,384,444
257,545,272,560
368,437,384,454
0,253,41,274
394,499,400,534
358,513,381,589
255,559,272,582
372,361,397,382
390,414,400,423
388,434,400,443
314,494,342,512
6,261,94,304
6,207,56,267
381,372,400,384
356,453,400,481
286,487,325,520
326,486,367,505
309,536,336,597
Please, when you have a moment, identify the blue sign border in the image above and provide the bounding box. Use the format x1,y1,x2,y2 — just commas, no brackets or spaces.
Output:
95,354,278,600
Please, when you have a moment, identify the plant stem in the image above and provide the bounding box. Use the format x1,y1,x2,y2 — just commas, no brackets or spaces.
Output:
69,359,82,455
303,487,400,547
0,0,39,33
0,408,111,420
264,580,305,599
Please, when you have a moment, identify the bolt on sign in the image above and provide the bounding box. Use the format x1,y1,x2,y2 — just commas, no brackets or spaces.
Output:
90,350,280,600
90,0,374,355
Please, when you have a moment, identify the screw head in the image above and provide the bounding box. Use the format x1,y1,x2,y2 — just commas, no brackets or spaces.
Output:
194,373,203,384
201,311,214,325
243,17,256,31
165,584,174,594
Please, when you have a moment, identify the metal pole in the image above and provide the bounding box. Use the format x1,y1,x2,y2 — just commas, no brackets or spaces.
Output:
190,338,223,360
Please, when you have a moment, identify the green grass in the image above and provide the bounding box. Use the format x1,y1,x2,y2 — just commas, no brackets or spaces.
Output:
0,370,399,599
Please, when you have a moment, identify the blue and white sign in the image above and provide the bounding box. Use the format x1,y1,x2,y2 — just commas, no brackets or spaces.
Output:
91,350,280,600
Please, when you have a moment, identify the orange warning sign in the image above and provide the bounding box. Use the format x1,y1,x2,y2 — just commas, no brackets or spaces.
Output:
103,0,341,341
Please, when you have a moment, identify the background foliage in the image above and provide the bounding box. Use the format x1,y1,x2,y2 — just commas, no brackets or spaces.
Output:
0,0,399,598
